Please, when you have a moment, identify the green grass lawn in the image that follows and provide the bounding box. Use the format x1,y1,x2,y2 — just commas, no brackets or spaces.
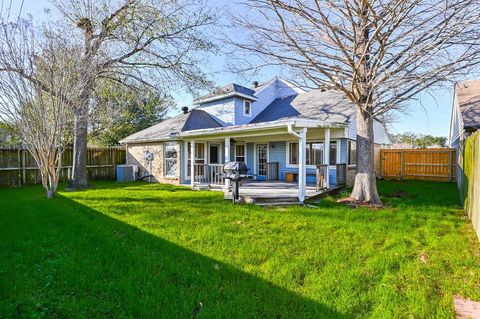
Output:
1,180,479,318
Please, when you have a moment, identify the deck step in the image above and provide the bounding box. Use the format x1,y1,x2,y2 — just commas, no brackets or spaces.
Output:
224,195,301,206
255,201,302,206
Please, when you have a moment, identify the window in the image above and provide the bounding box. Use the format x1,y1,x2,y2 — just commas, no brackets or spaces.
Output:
209,144,220,164
288,142,324,165
329,141,337,165
289,142,299,165
164,142,178,176
348,140,357,165
186,143,205,177
243,100,251,116
235,144,246,162
311,143,324,165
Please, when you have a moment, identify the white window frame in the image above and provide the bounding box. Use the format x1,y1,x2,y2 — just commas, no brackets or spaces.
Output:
234,143,246,162
164,142,179,177
243,100,252,117
286,139,341,168
347,139,357,167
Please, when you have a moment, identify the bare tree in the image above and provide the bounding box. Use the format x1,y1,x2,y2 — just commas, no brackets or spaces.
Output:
0,22,82,198
0,0,216,190
232,0,480,204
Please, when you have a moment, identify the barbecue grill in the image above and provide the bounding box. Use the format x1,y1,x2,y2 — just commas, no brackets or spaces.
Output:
223,161,251,203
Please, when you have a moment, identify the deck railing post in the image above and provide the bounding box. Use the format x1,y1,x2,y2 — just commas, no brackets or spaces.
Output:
224,137,231,191
324,128,331,188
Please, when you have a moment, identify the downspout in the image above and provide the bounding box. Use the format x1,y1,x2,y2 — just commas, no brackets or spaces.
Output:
287,124,300,139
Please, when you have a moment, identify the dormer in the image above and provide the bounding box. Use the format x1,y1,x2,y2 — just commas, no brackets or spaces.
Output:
193,78,306,126
194,84,257,126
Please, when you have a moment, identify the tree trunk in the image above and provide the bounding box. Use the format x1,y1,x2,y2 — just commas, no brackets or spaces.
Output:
350,109,382,204
70,102,89,189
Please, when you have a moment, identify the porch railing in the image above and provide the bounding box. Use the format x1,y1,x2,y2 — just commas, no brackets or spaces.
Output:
193,163,224,186
266,162,279,180
208,164,224,186
316,163,347,191
316,164,328,191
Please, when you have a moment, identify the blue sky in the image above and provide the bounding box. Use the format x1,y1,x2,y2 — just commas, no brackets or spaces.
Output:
8,0,457,138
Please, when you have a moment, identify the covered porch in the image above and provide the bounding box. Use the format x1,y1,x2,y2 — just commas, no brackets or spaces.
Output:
181,119,350,203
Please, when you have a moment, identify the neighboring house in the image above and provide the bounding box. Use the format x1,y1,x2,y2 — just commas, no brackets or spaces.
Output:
450,79,480,149
449,79,480,192
120,77,391,202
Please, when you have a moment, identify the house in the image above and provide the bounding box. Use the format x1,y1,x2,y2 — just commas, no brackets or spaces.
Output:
449,79,480,193
120,77,391,202
449,80,480,149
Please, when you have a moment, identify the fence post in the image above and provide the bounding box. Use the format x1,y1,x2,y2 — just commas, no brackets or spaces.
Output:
400,150,405,180
21,147,26,185
448,149,453,182
380,149,384,178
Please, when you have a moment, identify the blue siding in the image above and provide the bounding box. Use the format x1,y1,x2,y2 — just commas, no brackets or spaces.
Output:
268,141,287,180
234,97,253,125
340,139,348,163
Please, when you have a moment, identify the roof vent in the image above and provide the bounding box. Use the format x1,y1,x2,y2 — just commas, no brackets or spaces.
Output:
181,106,189,114
253,81,259,88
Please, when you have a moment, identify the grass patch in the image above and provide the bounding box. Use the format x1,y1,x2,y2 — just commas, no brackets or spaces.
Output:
1,180,479,318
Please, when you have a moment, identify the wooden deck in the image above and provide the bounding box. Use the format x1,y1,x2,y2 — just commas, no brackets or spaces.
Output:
219,180,326,203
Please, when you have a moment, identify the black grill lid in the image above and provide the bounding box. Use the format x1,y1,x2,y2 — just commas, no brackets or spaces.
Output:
223,161,248,174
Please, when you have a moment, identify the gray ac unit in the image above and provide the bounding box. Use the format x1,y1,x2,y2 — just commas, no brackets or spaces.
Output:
116,165,137,182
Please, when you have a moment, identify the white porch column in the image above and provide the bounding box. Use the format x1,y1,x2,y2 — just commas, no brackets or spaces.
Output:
224,137,231,190
298,128,307,203
324,128,331,189
190,140,195,188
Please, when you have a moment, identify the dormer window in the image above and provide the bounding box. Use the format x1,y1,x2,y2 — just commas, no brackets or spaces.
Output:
243,100,252,117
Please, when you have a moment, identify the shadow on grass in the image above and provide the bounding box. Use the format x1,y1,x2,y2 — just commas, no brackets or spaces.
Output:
0,186,348,318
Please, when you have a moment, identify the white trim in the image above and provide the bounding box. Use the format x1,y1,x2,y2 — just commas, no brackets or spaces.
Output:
193,92,258,105
224,137,231,189
243,99,252,117
190,141,195,187
179,119,346,138
183,141,188,180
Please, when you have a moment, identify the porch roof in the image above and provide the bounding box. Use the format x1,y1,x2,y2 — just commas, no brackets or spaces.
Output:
178,118,347,139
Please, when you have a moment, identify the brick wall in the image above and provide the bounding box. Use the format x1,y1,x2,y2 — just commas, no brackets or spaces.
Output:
126,142,181,185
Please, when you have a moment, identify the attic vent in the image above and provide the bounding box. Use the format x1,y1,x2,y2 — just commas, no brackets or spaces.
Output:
253,81,259,88
181,106,189,114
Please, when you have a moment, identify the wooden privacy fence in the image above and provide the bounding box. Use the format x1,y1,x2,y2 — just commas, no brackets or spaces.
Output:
0,147,126,187
380,148,456,182
458,131,480,241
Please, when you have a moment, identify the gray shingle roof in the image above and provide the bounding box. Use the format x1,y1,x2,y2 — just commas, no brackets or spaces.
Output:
194,83,256,104
456,80,480,130
120,109,222,143
251,89,354,124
